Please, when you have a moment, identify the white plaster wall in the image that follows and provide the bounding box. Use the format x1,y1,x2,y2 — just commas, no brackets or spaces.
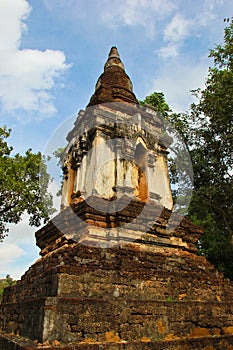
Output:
85,136,116,199
154,155,173,209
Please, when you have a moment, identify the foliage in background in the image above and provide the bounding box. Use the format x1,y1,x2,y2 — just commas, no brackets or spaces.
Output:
0,275,16,302
139,92,171,117
142,19,233,279
188,19,233,277
0,126,55,241
140,93,193,215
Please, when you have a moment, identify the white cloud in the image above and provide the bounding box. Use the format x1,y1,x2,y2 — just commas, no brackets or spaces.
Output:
101,0,176,37
0,0,30,50
157,43,179,59
0,214,40,280
164,14,192,43
157,0,230,59
0,241,26,280
0,180,61,280
0,243,24,264
158,14,193,59
197,0,228,26
0,0,70,118
148,57,209,112
44,0,176,34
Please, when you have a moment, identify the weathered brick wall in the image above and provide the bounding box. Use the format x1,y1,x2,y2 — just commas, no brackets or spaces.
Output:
1,242,233,344
2,333,233,349
35,196,201,256
1,199,233,347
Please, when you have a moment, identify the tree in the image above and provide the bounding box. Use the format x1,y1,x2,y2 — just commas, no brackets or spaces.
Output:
139,92,170,117
188,19,233,278
141,19,233,278
5,274,14,286
140,92,193,214
0,126,55,241
0,275,16,302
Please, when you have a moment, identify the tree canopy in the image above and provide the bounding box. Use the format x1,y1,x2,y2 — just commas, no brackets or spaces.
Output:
188,19,233,277
142,19,233,279
0,126,55,241
139,92,170,117
0,275,16,302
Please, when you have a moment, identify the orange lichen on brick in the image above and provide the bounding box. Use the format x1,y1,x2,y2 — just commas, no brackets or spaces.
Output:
189,327,210,337
82,338,97,344
178,293,187,300
52,340,61,346
42,340,50,346
145,280,154,287
105,330,121,342
213,328,221,336
156,319,166,334
141,336,151,342
222,326,233,335
165,333,180,341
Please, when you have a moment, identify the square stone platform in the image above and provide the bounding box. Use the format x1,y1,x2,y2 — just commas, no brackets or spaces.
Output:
1,197,233,349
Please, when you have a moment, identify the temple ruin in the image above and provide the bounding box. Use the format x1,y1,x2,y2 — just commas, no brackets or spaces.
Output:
1,47,233,350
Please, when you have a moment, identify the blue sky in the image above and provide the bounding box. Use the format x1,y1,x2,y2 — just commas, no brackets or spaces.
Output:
0,0,232,279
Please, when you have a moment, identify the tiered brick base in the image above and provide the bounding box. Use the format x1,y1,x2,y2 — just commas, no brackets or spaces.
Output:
2,334,233,350
1,197,233,349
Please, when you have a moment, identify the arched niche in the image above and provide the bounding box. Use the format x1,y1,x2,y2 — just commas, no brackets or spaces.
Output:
133,139,148,202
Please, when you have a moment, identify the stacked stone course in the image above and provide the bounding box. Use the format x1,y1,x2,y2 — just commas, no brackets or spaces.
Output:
1,198,233,349
1,47,233,349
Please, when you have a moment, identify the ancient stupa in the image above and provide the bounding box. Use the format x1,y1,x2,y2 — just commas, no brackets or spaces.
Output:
1,47,233,350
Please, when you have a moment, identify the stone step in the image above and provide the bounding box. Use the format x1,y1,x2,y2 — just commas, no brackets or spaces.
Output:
2,297,233,344
2,333,233,350
2,244,233,347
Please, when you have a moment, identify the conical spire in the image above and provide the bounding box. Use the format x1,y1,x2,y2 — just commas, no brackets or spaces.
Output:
104,47,125,71
87,47,138,107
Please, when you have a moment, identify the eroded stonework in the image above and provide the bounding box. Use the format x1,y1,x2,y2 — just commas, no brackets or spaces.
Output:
87,47,138,107
1,199,233,349
1,47,233,350
61,102,173,211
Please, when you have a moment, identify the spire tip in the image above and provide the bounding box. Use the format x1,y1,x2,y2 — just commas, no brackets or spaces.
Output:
104,46,124,70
